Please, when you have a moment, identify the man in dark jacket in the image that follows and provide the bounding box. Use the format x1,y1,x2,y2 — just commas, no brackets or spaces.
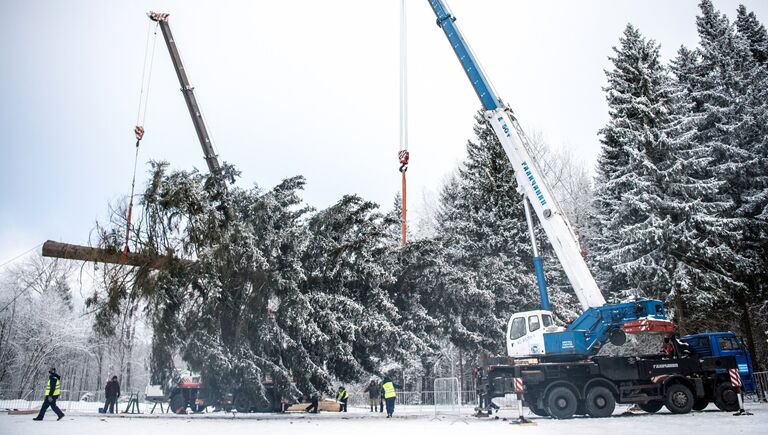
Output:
304,393,320,413
33,368,65,421
363,380,380,412
104,375,120,414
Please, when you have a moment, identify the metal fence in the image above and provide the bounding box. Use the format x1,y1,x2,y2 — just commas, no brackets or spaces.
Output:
2,388,518,414
346,389,519,412
748,371,768,402
0,390,143,412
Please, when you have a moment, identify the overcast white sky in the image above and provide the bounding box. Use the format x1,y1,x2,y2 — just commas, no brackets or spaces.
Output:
1,0,767,265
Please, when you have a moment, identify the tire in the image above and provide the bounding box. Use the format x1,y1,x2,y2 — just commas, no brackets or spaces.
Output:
585,386,616,418
546,386,578,419
639,400,664,413
713,383,740,412
529,403,549,417
169,393,186,414
692,398,708,411
665,383,694,414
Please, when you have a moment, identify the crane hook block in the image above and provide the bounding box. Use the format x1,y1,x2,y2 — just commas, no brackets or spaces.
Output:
134,126,145,141
398,150,410,173
148,11,169,22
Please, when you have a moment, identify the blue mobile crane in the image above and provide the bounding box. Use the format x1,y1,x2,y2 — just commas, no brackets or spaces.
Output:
425,0,754,418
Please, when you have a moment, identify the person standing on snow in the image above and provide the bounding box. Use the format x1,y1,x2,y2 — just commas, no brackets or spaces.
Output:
305,393,320,413
381,376,396,418
104,375,121,414
33,368,65,421
363,380,380,412
336,386,349,412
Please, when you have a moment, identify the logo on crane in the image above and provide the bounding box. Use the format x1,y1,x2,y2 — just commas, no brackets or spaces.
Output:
521,161,547,206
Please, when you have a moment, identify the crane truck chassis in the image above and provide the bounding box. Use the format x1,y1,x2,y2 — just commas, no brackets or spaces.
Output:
476,337,749,419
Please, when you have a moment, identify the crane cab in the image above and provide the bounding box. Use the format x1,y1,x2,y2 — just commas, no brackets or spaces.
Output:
506,310,563,357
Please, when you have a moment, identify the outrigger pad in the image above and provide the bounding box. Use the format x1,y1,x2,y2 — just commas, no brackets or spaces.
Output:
733,409,753,416
623,319,675,334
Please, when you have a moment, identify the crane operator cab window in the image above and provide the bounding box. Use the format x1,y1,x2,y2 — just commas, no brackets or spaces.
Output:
507,310,552,357
509,317,527,340
528,315,540,333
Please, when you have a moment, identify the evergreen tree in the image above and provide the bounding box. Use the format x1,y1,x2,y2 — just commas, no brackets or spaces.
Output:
690,0,768,360
593,24,673,300
662,45,735,333
404,112,578,355
736,4,768,65
90,163,423,406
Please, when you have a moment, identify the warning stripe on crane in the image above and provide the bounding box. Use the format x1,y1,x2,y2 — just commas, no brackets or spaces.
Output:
729,368,742,388
513,377,524,394
622,319,676,334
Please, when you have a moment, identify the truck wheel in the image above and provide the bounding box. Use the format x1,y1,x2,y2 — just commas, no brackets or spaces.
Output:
546,387,577,419
713,383,739,412
692,398,708,411
170,393,186,414
665,384,693,414
585,386,615,418
639,400,663,413
529,403,549,417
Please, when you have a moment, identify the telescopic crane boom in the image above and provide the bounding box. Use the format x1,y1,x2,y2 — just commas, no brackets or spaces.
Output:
426,0,674,358
427,0,604,310
148,12,222,175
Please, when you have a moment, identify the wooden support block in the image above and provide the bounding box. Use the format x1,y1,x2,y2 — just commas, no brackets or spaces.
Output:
285,399,342,412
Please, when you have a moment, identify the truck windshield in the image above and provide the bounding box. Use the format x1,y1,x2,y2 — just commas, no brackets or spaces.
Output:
510,317,527,340
718,337,740,351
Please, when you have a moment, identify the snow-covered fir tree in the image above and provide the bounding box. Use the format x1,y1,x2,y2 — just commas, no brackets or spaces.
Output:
689,0,768,363
593,24,674,301
736,4,768,65
401,112,578,355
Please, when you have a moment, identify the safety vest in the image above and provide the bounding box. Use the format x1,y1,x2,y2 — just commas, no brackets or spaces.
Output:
338,389,348,400
382,381,395,399
45,377,61,396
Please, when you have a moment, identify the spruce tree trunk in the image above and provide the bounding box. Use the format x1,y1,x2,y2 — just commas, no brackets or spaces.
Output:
96,346,103,394
674,292,686,335
737,289,760,371
126,323,134,391
458,349,465,402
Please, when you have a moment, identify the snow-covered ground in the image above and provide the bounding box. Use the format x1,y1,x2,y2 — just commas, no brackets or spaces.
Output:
1,403,766,435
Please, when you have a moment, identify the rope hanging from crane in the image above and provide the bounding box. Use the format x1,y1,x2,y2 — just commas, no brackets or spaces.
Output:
121,20,158,263
398,0,409,247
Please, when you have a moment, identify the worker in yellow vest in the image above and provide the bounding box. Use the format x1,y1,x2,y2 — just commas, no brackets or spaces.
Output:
336,386,349,412
381,376,396,418
33,367,65,421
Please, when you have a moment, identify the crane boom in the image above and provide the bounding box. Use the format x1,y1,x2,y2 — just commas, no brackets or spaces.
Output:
148,12,222,175
426,0,605,310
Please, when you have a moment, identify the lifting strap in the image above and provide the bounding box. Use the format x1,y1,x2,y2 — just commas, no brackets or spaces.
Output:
121,21,158,263
120,129,143,263
398,0,409,247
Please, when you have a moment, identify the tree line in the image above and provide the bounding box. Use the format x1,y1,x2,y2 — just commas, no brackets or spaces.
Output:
1,0,764,406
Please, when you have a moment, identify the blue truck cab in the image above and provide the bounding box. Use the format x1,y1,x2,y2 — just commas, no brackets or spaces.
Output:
681,332,756,393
